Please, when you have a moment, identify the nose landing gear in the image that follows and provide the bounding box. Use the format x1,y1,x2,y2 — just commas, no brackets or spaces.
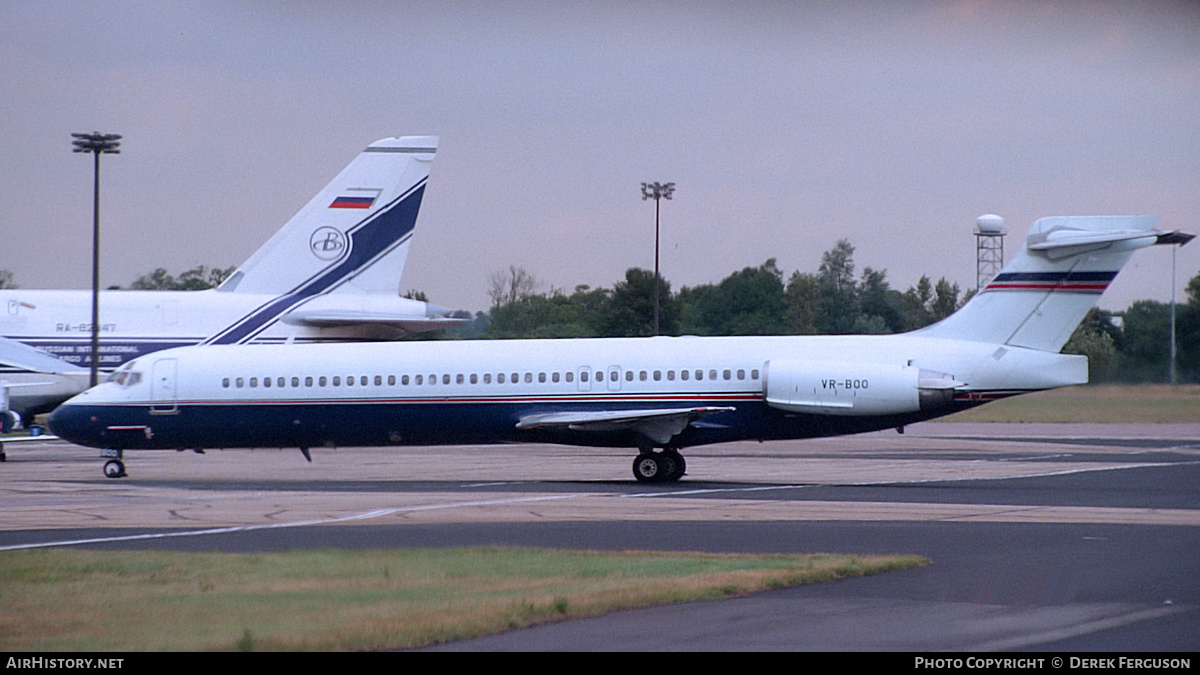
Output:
101,448,127,479
103,459,127,479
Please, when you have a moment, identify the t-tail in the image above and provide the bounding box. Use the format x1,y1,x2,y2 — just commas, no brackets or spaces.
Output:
917,215,1192,352
216,136,437,297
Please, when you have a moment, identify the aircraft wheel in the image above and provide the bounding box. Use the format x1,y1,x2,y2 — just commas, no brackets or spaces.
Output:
663,449,686,481
103,459,127,479
633,452,678,484
633,453,663,483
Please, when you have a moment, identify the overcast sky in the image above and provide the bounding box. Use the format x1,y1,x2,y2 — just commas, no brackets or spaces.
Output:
3,1,1198,315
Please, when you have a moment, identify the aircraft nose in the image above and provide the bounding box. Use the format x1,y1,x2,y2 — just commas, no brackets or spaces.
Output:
47,403,101,448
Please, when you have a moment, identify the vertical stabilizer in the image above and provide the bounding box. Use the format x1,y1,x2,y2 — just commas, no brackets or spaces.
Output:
917,215,1172,352
218,136,438,296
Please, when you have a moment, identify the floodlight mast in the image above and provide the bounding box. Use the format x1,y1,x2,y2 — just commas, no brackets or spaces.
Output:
640,181,674,337
72,132,121,387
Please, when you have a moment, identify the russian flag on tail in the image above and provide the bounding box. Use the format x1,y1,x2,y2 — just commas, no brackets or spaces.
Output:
329,188,382,209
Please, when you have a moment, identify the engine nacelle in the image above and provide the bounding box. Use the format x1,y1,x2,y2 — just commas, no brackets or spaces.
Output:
1,409,22,433
764,359,962,416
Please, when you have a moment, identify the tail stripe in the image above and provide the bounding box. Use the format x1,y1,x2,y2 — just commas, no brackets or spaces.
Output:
203,182,425,345
984,271,1117,295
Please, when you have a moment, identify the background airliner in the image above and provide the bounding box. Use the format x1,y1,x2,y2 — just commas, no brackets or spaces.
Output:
48,215,1190,481
1,135,456,428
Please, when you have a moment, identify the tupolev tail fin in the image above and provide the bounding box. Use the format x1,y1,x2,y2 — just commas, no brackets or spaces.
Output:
217,136,438,297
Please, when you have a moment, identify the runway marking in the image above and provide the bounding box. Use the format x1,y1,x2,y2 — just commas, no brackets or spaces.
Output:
5,457,1198,551
969,604,1191,652
0,493,593,552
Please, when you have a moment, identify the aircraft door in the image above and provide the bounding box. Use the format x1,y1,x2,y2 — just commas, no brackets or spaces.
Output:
150,357,178,414
607,366,621,391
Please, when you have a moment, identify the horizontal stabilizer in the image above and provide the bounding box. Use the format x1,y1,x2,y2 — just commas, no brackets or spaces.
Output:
280,294,464,334
281,311,465,333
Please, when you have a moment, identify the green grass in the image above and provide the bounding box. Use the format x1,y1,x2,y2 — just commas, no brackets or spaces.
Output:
0,547,926,651
944,384,1200,423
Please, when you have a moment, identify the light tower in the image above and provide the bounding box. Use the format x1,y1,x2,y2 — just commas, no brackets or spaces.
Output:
974,214,1006,291
640,181,674,336
72,132,122,386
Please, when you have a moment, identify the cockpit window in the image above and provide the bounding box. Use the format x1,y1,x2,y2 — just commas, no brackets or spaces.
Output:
106,366,142,388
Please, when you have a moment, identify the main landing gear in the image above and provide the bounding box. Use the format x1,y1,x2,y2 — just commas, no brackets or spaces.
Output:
632,444,686,484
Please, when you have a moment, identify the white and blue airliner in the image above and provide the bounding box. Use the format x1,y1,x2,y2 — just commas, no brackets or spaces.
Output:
48,215,1190,481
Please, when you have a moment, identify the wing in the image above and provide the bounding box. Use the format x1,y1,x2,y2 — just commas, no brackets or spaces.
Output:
516,406,735,445
0,336,88,374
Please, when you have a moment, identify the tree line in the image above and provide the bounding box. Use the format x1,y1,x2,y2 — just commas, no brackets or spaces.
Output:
3,242,1196,383
457,238,1200,384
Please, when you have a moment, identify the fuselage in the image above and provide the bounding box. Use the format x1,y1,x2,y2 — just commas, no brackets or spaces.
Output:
48,333,1088,452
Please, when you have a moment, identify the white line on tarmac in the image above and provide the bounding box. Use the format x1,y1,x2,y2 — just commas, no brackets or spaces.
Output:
0,493,593,552
4,459,1196,551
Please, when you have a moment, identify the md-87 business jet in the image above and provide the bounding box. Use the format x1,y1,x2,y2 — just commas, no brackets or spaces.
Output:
1,136,454,431
49,215,1191,481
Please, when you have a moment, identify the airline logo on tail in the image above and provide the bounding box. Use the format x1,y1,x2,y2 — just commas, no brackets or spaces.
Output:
205,182,428,345
204,136,439,346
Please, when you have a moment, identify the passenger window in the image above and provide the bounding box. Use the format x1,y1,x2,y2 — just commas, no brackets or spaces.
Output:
581,371,589,382
319,376,327,386
470,374,478,384
625,370,633,381
667,370,675,381
305,376,313,387
457,374,464,384
737,369,745,380
498,373,506,384
236,377,244,388
443,374,450,385
695,369,703,380
402,375,410,385
249,377,258,388
681,370,689,381
653,370,661,381
332,376,340,386
538,372,546,383
751,369,759,380
263,377,271,388
723,370,731,380
640,371,647,381
565,372,574,383
524,372,532,383
222,377,230,388
709,370,718,380
484,373,492,384
551,372,559,383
